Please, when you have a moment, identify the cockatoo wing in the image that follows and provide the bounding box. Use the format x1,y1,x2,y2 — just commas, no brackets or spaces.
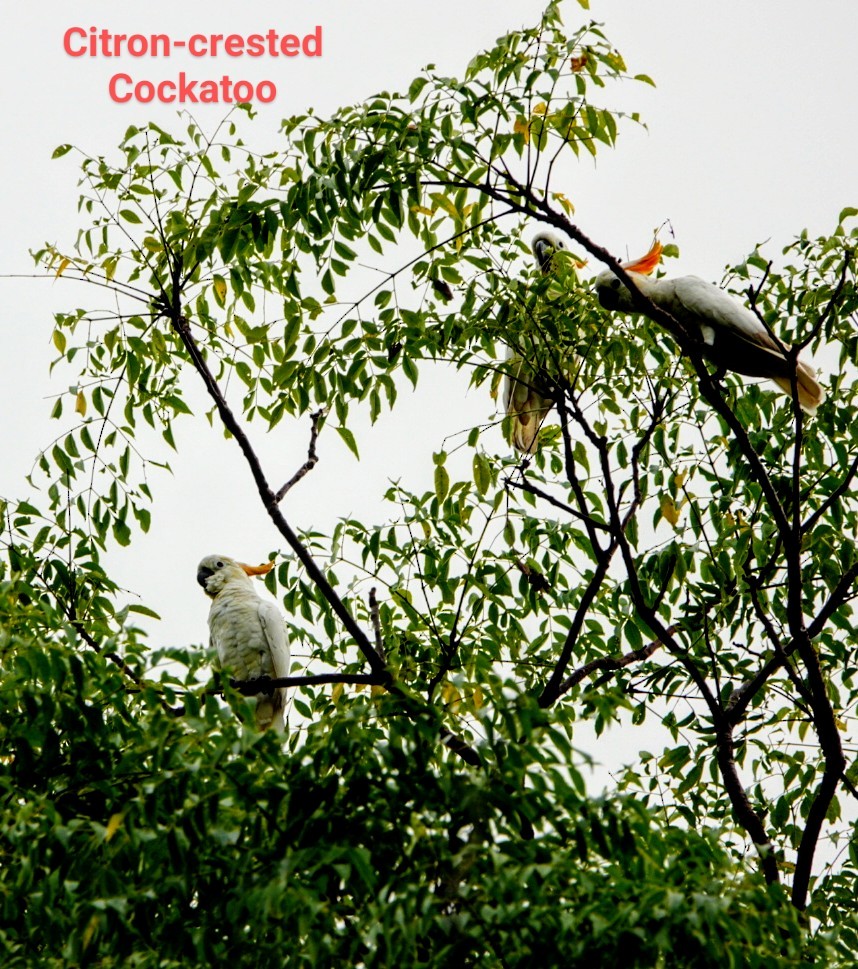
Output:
667,276,825,412
503,349,553,453
258,600,290,680
659,276,787,368
255,599,289,733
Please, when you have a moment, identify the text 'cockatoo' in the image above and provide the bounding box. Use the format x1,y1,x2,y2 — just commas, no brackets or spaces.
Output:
594,242,825,415
197,555,291,732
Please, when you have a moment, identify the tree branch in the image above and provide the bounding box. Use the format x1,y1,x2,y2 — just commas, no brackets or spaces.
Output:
504,475,610,532
369,587,386,662
228,672,384,693
791,630,847,910
808,562,858,638
556,632,666,698
802,454,858,537
796,252,853,352
275,408,326,502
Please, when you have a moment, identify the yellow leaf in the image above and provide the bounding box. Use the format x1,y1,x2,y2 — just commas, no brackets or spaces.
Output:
532,102,548,116
55,257,70,278
105,812,123,842
472,686,484,711
442,682,461,712
75,391,87,416
513,117,530,144
52,330,66,354
660,495,682,527
82,913,99,951
370,684,387,699
551,191,576,216
430,193,458,218
672,470,687,489
410,204,434,217
332,682,344,705
213,275,228,306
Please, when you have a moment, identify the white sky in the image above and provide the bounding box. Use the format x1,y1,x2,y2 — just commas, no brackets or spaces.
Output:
2,0,856,795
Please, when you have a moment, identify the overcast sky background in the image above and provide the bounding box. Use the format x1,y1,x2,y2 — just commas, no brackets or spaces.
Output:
2,0,856,796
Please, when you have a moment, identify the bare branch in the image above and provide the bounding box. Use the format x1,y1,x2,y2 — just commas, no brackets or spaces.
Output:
715,728,781,885
369,587,386,662
808,562,858,638
802,453,858,537
796,251,853,351
275,408,326,502
556,632,667,698
504,475,610,532
228,673,384,693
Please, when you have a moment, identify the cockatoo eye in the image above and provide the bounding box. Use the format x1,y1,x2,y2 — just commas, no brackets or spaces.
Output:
610,279,621,290
216,561,224,568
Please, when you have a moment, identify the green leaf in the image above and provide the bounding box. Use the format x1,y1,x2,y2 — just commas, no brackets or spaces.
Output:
112,518,132,547
336,426,360,460
434,465,450,502
127,603,161,620
473,452,491,495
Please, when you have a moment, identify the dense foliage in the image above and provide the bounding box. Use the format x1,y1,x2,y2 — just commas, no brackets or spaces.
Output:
3,2,858,963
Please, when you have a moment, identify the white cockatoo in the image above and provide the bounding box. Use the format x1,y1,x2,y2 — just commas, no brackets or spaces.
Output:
196,555,291,732
503,232,567,452
594,241,825,415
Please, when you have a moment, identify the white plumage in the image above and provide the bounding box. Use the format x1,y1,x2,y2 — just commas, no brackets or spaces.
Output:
594,242,825,415
196,555,290,732
503,232,567,453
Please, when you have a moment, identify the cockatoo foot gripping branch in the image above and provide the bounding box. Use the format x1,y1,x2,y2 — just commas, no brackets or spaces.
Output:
197,555,291,733
594,241,826,415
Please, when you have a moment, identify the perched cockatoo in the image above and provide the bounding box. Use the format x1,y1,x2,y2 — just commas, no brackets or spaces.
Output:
196,555,291,732
503,232,567,452
594,241,825,415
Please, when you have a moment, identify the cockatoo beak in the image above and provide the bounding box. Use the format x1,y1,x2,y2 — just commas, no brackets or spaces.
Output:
533,238,556,273
622,240,664,276
239,561,275,576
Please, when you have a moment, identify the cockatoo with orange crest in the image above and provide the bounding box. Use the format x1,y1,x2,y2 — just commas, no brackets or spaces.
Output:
503,232,568,452
197,555,290,732
594,241,825,415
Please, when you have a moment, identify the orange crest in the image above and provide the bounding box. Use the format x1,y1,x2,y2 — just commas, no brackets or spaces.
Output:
622,240,664,276
240,561,275,577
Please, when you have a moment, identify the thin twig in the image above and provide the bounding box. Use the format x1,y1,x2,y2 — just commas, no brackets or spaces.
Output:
275,408,326,502
504,475,610,531
557,633,667,698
